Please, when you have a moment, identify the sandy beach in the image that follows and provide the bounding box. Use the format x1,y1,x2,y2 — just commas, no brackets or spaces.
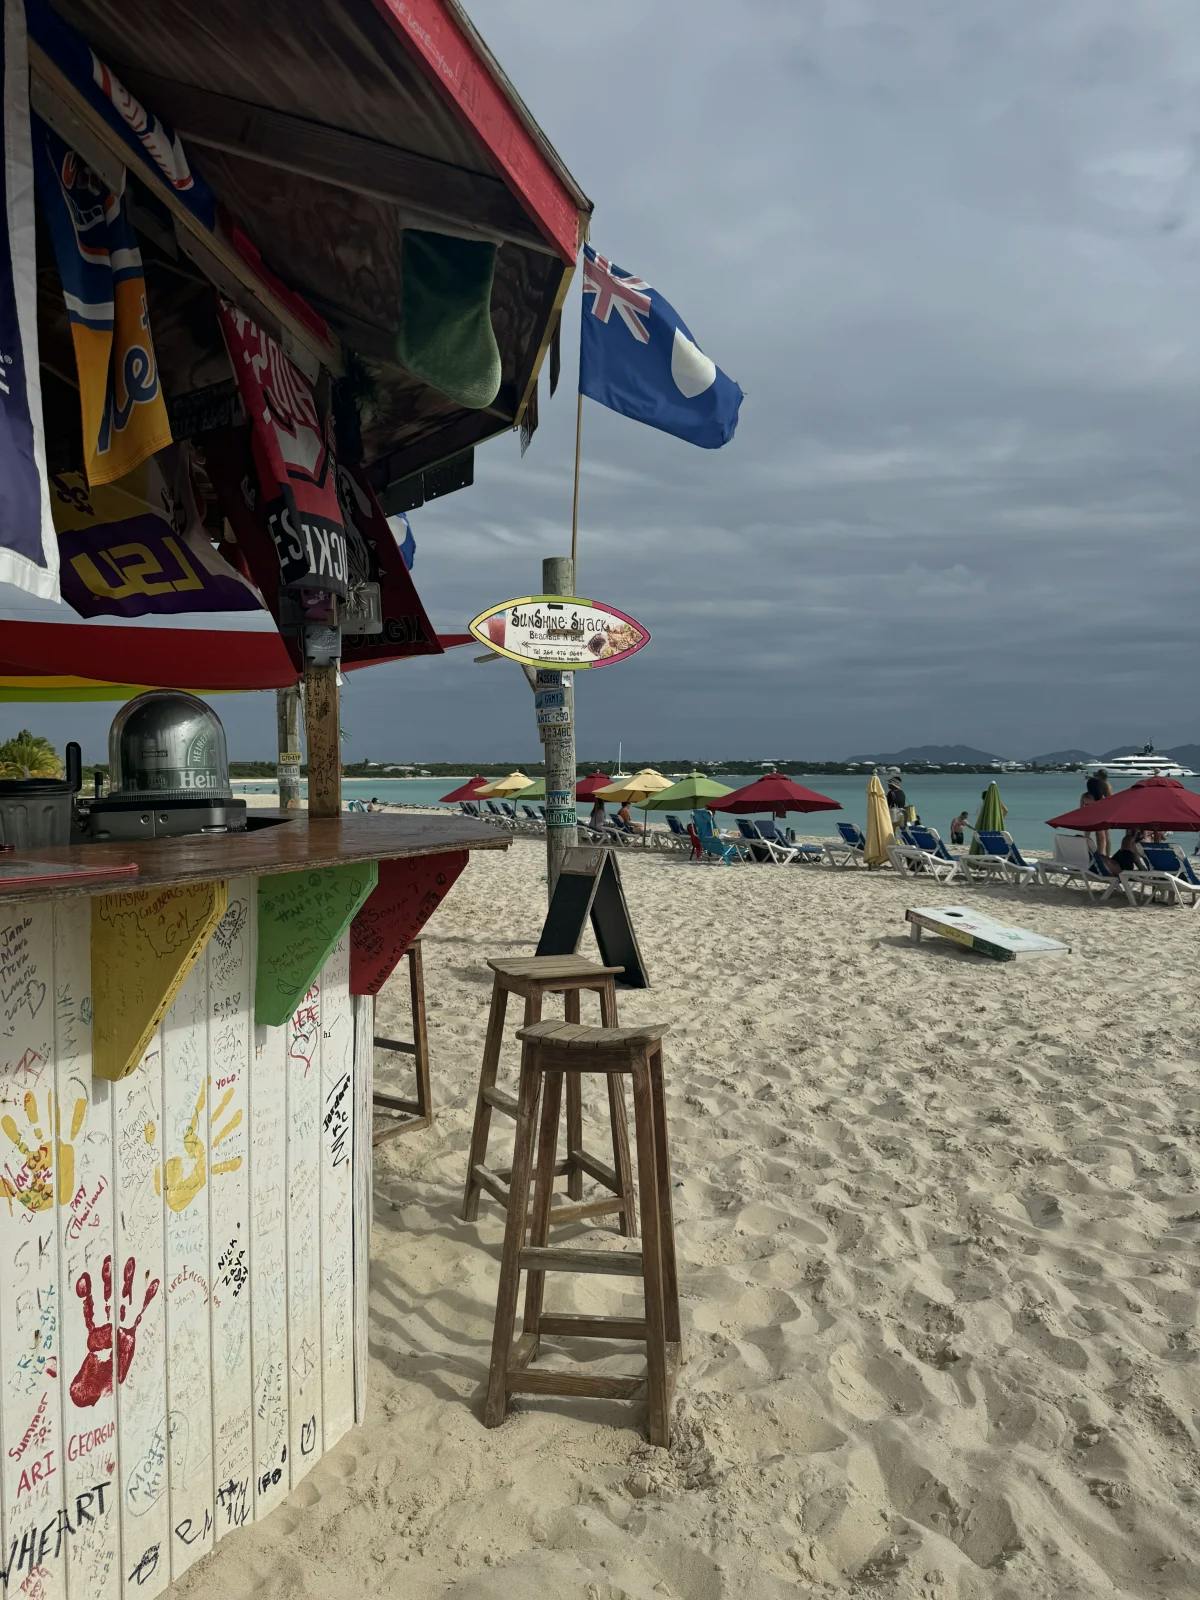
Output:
178,833,1200,1600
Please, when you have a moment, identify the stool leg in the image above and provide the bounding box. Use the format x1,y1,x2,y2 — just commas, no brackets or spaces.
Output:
631,1056,670,1447
462,979,508,1221
408,943,431,1123
564,990,583,1201
600,980,637,1239
522,1068,563,1336
484,1057,541,1428
648,1043,681,1345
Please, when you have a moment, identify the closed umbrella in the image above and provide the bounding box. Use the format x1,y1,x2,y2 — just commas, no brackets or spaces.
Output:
439,775,490,803
476,770,532,797
1047,776,1200,833
864,773,893,867
972,781,1006,854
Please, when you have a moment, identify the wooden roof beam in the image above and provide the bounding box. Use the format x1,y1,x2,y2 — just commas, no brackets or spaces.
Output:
125,70,559,255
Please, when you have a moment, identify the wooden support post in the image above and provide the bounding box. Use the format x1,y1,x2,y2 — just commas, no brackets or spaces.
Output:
540,554,577,902
304,664,342,818
276,684,302,809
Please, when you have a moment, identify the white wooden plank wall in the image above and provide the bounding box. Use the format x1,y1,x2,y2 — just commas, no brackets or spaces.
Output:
0,892,365,1598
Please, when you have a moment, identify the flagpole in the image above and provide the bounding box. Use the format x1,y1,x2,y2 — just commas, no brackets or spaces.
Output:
570,390,583,572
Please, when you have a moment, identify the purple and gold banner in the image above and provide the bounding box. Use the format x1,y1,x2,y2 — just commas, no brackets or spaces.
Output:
51,456,262,619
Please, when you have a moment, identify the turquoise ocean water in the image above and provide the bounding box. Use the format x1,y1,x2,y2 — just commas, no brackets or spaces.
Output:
232,771,1200,849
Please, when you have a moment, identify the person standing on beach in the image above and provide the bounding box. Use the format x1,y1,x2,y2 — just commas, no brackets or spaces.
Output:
950,810,970,845
886,773,907,827
1086,768,1112,857
589,796,607,833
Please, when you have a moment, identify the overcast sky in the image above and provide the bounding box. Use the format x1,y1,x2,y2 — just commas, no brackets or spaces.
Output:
8,0,1200,763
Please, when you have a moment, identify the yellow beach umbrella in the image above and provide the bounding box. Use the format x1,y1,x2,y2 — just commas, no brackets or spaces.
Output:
864,773,894,867
593,767,673,803
476,770,533,797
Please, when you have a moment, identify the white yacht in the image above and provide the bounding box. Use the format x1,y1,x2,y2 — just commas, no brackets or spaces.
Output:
1094,743,1196,780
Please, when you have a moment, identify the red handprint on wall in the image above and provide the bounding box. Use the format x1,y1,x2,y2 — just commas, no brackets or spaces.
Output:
69,1255,161,1408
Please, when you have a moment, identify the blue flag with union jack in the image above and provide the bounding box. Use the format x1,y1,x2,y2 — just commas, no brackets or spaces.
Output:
578,245,742,449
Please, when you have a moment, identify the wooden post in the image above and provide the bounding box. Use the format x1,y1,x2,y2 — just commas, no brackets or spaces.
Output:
276,685,302,809
304,664,342,817
540,554,577,900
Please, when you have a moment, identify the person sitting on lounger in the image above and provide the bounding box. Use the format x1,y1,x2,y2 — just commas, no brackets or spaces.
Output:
1107,829,1147,875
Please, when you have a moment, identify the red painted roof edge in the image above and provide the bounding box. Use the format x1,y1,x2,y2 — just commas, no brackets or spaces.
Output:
370,0,589,263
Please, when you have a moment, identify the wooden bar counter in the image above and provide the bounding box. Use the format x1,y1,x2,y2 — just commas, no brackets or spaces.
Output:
0,812,505,1600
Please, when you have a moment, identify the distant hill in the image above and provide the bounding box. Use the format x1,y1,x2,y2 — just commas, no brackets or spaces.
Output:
1168,745,1200,769
858,744,1005,766
1026,749,1096,766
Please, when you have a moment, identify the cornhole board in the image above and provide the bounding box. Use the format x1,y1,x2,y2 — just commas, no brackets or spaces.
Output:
537,845,648,987
906,905,1070,960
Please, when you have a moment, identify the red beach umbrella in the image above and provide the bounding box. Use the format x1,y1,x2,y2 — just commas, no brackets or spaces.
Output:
440,776,491,803
576,772,618,800
715,773,841,817
1047,776,1200,833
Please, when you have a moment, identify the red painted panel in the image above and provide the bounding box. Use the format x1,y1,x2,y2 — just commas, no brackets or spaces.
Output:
371,0,581,262
349,850,468,995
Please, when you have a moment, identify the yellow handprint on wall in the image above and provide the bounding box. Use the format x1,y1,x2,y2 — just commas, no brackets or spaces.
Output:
151,1083,243,1213
1,1091,86,1212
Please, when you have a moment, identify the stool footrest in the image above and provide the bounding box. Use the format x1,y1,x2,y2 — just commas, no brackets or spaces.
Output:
544,1196,626,1225
374,1035,417,1057
483,1085,520,1117
374,1092,421,1115
520,1246,643,1277
569,1148,619,1191
538,1314,647,1340
506,1369,645,1401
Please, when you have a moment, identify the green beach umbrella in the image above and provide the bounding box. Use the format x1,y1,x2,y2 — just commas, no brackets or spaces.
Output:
517,778,546,800
971,780,1007,853
642,771,733,811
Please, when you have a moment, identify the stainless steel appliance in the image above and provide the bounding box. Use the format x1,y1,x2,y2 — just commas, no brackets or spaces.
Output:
82,692,247,841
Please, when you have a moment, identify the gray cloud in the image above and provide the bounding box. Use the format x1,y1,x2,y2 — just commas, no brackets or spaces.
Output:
6,0,1200,764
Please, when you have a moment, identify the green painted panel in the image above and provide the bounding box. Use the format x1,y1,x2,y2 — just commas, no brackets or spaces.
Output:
255,862,378,1026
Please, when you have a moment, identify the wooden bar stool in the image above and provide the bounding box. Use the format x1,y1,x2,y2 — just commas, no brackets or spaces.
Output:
461,956,637,1234
372,941,432,1143
484,1020,681,1447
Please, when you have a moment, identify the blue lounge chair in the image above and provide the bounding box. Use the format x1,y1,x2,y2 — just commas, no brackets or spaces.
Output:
968,830,1038,886
824,822,867,867
692,808,743,864
666,814,691,842
520,804,545,830
1121,842,1200,907
459,801,481,818
735,818,799,863
891,826,965,883
765,823,823,863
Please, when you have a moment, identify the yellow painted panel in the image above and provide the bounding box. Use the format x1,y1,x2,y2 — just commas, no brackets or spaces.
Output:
91,881,228,1081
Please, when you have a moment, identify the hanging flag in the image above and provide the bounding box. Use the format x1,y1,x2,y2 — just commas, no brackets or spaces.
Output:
0,0,57,600
36,122,173,486
24,0,216,229
50,452,262,619
578,244,742,449
218,298,349,598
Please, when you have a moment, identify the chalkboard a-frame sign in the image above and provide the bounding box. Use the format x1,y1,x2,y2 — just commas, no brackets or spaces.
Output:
536,846,648,988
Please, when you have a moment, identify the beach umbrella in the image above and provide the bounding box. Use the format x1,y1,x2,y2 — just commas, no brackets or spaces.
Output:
971,780,1006,854
594,768,673,803
576,772,617,800
864,773,893,867
1047,776,1200,833
516,778,546,800
439,775,490,803
714,773,840,817
476,770,533,797
641,771,733,811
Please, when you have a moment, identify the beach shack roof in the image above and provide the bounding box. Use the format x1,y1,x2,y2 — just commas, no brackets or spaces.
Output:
34,0,591,498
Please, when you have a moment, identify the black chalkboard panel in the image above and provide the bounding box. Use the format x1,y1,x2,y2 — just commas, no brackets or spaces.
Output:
536,846,649,988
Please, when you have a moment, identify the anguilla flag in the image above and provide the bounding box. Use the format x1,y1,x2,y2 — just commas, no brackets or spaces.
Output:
36,123,173,486
579,244,742,448
0,0,57,600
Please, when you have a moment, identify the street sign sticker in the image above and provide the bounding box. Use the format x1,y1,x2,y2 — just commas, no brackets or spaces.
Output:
469,594,650,670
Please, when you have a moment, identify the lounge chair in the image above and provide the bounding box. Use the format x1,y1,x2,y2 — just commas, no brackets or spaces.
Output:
459,801,481,818
824,821,867,868
484,800,515,828
735,818,800,863
520,804,545,831
890,825,966,884
1120,842,1200,908
1034,834,1121,900
692,808,745,864
764,823,824,863
965,830,1038,887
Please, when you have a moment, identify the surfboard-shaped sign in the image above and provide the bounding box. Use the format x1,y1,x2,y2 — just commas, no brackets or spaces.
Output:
468,594,651,669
